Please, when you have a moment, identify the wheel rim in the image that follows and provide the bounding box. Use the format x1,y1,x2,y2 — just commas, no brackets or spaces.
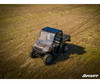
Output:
47,56,52,63
65,46,69,52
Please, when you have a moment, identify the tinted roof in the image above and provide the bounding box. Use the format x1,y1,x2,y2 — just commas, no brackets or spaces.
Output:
42,27,61,33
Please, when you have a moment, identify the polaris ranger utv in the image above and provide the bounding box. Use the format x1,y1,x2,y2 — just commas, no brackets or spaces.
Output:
30,27,71,65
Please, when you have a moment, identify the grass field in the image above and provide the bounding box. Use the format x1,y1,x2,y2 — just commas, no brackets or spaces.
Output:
0,4,100,79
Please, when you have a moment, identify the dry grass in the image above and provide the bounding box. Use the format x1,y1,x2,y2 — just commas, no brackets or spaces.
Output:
0,4,100,79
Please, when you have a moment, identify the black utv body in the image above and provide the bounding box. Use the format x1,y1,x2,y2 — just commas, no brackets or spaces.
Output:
30,27,71,65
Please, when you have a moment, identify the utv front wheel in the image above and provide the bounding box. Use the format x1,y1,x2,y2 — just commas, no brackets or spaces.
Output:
43,54,53,65
30,49,36,58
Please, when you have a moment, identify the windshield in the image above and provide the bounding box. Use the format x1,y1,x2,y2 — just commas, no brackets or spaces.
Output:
38,31,55,45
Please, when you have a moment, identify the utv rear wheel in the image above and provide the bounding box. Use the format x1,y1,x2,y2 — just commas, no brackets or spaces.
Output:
30,49,36,58
43,54,53,65
63,44,69,53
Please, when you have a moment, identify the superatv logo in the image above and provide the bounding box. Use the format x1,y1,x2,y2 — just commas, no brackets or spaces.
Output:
82,74,99,78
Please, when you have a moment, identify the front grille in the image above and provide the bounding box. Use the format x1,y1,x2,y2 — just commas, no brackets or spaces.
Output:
33,47,43,55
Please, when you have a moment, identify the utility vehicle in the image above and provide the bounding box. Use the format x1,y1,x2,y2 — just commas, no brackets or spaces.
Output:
30,27,71,65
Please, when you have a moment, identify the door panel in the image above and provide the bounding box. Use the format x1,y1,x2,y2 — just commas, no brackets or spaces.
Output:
54,32,62,53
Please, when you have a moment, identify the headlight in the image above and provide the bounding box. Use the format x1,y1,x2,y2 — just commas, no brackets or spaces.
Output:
43,47,49,52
